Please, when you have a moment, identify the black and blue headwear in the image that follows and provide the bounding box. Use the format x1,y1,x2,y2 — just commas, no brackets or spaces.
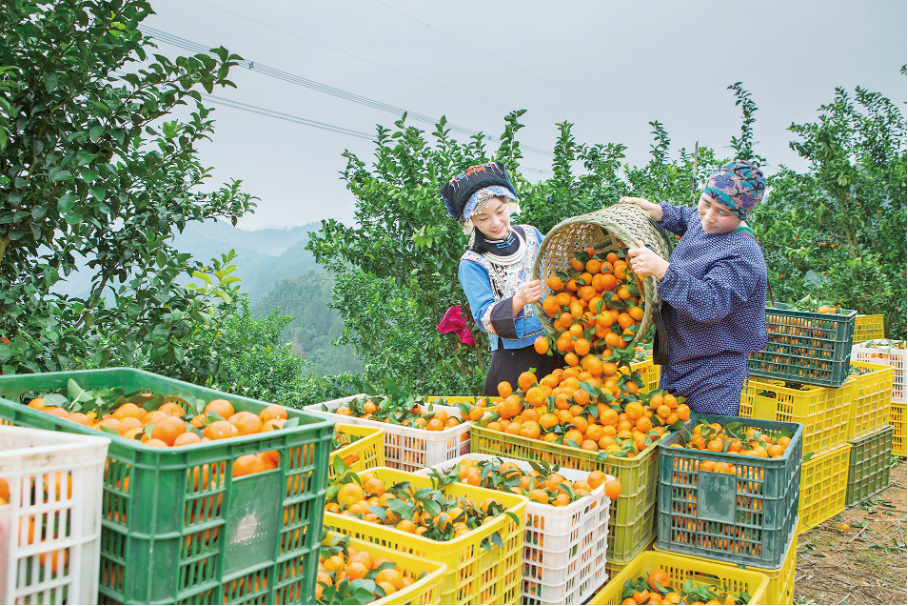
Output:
439,162,520,233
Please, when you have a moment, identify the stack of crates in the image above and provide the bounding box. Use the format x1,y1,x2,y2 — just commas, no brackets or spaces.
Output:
649,414,802,604
743,307,899,533
0,368,335,605
852,339,906,457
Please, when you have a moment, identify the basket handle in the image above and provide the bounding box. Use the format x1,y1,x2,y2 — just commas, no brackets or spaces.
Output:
645,216,675,256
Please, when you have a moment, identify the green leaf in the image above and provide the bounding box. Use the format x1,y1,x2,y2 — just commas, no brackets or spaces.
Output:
57,193,78,214
99,425,119,436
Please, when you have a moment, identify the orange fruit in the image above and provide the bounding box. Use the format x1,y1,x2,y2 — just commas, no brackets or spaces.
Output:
228,411,263,436
158,402,185,417
144,438,168,448
518,372,538,391
151,415,187,446
204,420,240,441
648,568,672,594
604,479,622,500
113,403,144,421
497,381,513,399
204,399,235,419
28,397,45,410
233,454,268,477
375,568,404,591
259,405,288,423
337,483,365,507
547,276,565,291
173,432,202,447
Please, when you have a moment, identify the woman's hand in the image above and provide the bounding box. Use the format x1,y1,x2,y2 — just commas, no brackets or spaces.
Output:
513,279,543,316
620,196,664,221
627,238,670,279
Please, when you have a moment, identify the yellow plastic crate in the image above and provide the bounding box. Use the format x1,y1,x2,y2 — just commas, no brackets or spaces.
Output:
852,340,907,403
891,402,907,457
846,362,895,440
587,551,769,605
853,314,886,343
629,359,660,393
330,423,385,479
603,538,654,584
324,467,527,605
322,532,446,605
741,377,851,457
654,522,797,605
798,443,851,534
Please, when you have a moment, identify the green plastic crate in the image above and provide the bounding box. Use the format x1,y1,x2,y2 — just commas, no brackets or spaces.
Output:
846,425,894,506
469,424,664,561
656,414,803,569
0,368,333,605
749,307,858,387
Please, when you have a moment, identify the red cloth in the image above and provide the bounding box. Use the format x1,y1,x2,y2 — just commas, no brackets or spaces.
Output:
437,305,476,346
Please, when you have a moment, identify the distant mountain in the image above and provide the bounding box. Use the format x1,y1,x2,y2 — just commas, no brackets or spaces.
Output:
52,219,326,302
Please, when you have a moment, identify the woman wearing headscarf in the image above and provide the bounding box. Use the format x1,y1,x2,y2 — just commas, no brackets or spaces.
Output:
439,162,561,397
621,161,769,415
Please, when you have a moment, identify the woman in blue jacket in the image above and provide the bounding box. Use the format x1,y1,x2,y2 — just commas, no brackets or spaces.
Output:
622,161,769,415
439,162,560,396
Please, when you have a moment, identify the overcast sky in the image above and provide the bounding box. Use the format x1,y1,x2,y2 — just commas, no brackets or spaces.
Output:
143,0,907,230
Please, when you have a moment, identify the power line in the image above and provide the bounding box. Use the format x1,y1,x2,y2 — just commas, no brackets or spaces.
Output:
140,25,554,157
371,0,653,129
202,95,553,175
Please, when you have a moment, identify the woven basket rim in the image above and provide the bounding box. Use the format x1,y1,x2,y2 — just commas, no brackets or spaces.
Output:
532,205,669,345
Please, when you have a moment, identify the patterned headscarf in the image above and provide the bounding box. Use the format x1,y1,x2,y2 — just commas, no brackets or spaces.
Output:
702,161,765,220
439,162,520,233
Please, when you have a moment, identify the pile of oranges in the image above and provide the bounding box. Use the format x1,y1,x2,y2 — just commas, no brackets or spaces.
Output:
470,368,685,459
428,458,622,505
27,396,290,479
619,568,747,605
535,249,646,362
317,535,414,604
326,471,507,542
335,397,467,435
670,421,793,463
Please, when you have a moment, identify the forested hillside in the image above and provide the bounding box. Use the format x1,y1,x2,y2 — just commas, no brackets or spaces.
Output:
251,269,361,375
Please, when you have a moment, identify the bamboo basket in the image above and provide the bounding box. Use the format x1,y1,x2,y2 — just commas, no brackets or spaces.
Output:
532,204,671,344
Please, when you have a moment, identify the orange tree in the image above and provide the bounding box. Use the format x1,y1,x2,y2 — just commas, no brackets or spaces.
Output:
751,82,907,337
0,0,256,378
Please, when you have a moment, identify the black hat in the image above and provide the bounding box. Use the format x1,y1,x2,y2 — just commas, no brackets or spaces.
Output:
439,162,517,223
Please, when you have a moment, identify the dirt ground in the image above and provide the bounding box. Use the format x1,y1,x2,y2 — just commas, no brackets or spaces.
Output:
795,459,907,605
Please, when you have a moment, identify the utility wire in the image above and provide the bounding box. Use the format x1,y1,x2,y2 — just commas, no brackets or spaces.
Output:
140,25,554,157
202,95,552,175
371,0,652,128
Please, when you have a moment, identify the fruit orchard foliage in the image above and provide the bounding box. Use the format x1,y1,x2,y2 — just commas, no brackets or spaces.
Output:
311,82,906,395
751,86,907,337
0,0,256,380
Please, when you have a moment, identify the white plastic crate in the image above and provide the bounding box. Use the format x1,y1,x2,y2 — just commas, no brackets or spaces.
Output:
416,453,611,605
305,395,471,472
0,425,109,605
853,340,906,403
